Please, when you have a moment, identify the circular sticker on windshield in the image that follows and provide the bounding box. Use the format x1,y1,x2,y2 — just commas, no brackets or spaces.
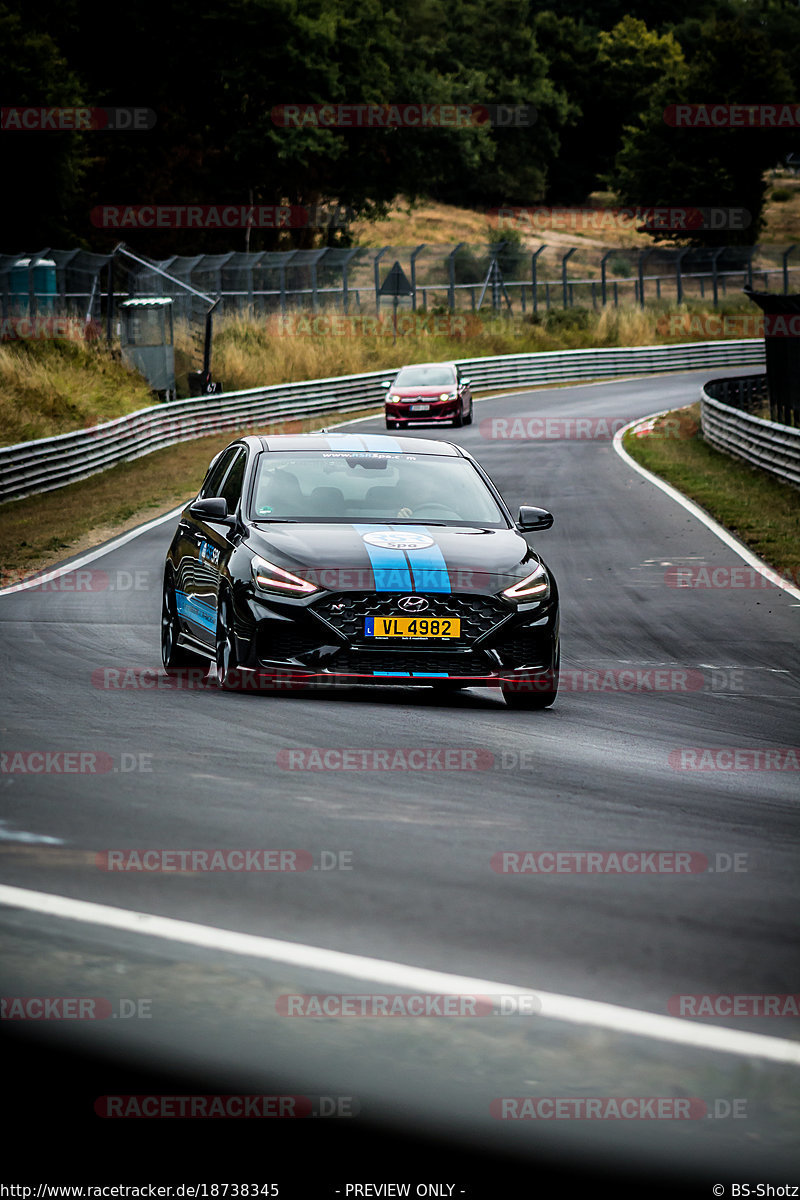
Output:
362,531,435,550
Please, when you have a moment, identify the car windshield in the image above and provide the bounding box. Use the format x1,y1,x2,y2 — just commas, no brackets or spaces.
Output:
393,365,457,388
249,451,507,525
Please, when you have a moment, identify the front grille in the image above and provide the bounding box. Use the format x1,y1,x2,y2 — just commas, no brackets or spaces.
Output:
312,592,510,644
330,648,494,676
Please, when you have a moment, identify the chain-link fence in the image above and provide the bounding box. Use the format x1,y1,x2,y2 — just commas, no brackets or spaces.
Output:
2,243,799,327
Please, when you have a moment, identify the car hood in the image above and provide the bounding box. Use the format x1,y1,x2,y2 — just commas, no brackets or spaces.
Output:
389,385,456,397
245,522,543,593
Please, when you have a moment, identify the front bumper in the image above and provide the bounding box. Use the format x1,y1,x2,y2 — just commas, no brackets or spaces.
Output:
385,399,460,422
233,586,559,687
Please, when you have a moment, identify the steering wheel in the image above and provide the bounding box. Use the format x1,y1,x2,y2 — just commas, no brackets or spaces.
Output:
412,502,460,518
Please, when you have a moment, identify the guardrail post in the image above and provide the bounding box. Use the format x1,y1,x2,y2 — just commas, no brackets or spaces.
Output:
783,245,797,294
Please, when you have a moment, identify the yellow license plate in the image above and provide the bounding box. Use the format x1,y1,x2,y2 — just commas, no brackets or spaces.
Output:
365,616,461,639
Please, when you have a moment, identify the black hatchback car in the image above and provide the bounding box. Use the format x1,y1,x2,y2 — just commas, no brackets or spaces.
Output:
162,433,559,708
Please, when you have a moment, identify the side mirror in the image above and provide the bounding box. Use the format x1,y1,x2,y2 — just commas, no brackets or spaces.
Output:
379,380,392,389
517,505,553,531
189,496,235,525
460,378,471,387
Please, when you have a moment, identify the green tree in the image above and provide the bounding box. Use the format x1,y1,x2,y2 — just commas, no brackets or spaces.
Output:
0,4,89,249
611,17,795,245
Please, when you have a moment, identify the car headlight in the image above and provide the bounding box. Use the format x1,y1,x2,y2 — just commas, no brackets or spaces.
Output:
502,563,550,601
439,391,456,401
251,554,319,596
388,394,401,402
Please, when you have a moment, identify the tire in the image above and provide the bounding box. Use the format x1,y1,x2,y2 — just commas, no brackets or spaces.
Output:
452,408,463,428
161,571,206,675
215,591,245,691
463,402,473,426
502,646,559,710
386,420,398,430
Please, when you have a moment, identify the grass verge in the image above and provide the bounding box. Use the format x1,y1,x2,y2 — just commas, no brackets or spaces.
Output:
623,405,800,586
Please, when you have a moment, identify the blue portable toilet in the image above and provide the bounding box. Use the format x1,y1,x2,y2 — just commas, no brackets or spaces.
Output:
9,257,57,314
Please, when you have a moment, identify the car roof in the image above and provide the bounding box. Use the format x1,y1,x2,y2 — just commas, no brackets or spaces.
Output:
255,433,463,456
393,361,458,371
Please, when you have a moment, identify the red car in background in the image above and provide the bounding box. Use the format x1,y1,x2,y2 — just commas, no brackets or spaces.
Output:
382,361,473,429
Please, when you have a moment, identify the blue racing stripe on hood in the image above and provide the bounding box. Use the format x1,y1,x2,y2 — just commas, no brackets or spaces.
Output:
353,524,413,592
394,526,451,593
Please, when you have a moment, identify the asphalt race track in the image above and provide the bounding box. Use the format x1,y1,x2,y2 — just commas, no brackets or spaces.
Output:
1,368,798,1190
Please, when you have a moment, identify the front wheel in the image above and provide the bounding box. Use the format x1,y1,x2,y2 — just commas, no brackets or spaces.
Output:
215,592,245,691
502,646,559,710
162,572,205,675
462,401,473,426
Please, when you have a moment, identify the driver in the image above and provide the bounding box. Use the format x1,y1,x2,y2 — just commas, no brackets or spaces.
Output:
395,473,444,519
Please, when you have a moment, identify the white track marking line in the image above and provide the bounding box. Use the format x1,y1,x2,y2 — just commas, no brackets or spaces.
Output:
1,883,798,1066
0,505,187,598
614,410,800,602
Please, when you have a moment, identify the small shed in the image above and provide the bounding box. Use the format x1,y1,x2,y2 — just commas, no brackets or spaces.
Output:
119,296,176,398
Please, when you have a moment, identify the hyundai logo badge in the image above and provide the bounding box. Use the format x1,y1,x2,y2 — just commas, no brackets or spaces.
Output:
397,596,430,613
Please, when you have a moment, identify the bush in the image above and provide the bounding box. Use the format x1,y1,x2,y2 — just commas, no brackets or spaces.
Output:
544,306,592,332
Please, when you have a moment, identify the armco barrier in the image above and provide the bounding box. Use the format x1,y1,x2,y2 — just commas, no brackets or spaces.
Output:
701,386,800,488
0,339,765,503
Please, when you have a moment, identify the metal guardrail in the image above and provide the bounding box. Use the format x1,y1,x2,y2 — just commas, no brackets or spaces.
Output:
703,373,769,414
0,339,765,504
701,381,800,489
